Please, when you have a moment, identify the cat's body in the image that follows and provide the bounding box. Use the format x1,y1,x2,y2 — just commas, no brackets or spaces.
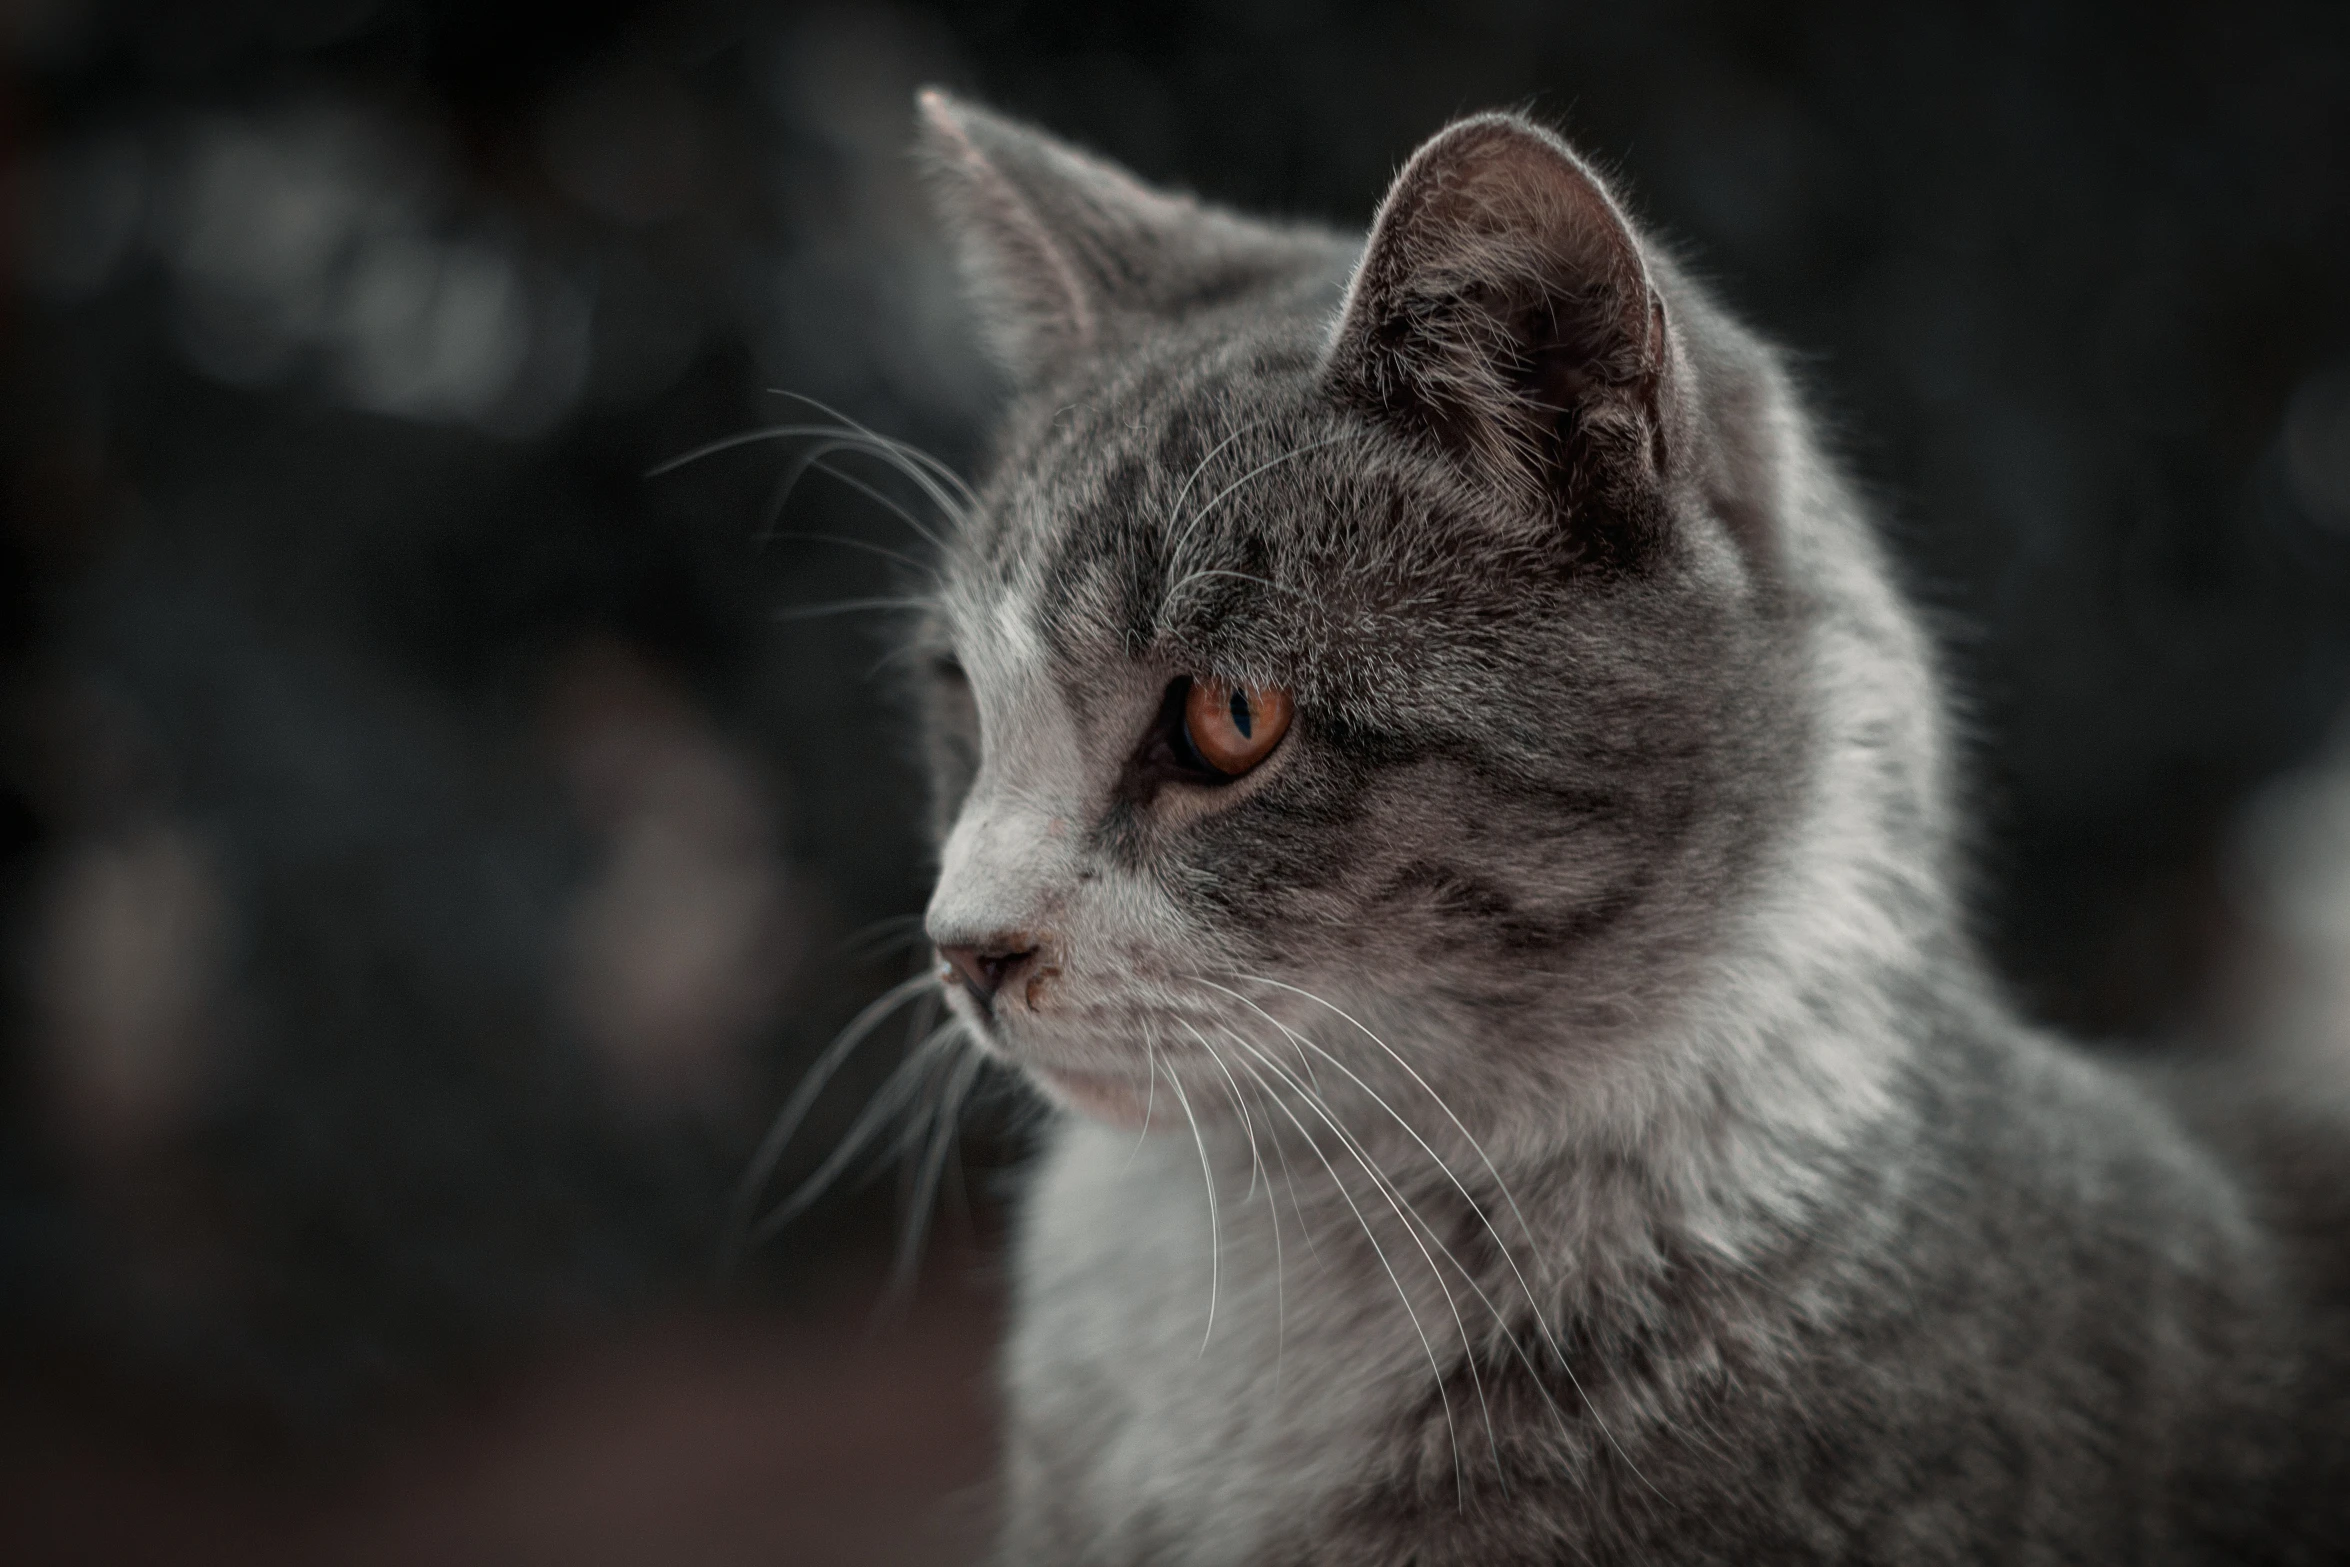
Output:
900,91,2350,1563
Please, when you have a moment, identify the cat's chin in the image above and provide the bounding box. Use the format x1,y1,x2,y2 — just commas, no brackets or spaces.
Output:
1027,1065,1159,1130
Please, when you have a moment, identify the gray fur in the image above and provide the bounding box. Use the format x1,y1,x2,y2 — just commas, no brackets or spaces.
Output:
904,88,2350,1564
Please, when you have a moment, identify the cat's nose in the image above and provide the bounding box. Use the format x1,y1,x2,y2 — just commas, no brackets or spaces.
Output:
937,936,1040,1007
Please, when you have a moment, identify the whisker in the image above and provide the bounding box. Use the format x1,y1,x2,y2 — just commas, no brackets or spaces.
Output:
747,1020,961,1249
865,636,963,678
1122,1029,1163,1177
766,444,951,556
645,423,822,475
772,596,936,622
1166,415,1262,536
1158,566,1311,616
1189,1020,1265,1201
649,418,969,555
762,441,951,554
781,417,973,539
763,523,939,578
1181,1022,1286,1389
1189,977,1341,1104
1164,1061,1222,1356
1219,975,1659,1498
887,1041,988,1308
1174,566,1280,591
1215,1022,1497,1497
723,971,937,1274
1203,976,1539,1289
1239,974,1545,1256
1160,432,1349,611
646,423,927,486
765,390,981,512
1217,1030,1468,1507
1217,979,1531,1280
828,913,930,961
1254,1067,1324,1268
1213,1010,1574,1476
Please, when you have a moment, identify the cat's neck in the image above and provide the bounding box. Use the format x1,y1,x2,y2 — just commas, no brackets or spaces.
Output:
1539,500,1972,1277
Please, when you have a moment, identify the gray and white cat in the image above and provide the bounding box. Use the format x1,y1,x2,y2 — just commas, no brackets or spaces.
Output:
900,88,2350,1564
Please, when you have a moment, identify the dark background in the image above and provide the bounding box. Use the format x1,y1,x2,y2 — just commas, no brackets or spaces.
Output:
4,1,2349,1561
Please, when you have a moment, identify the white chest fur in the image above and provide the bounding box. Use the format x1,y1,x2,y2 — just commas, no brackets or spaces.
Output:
1001,1117,1473,1566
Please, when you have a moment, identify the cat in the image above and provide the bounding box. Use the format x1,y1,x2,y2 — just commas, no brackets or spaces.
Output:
896,87,2350,1564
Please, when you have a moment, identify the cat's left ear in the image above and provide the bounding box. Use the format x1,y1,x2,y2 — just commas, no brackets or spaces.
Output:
1323,115,1676,527
916,88,1323,385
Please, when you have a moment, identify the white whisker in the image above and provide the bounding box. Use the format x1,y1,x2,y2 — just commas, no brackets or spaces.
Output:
1211,1010,1578,1473
1240,974,1544,1253
1190,1019,1266,1201
1255,1068,1324,1268
1215,1020,1495,1497
649,423,958,517
724,971,936,1273
763,523,938,579
1181,1021,1287,1389
766,389,981,511
1220,974,1661,1498
650,410,968,558
1165,415,1261,543
1217,1027,1469,1507
1159,566,1310,615
1165,1062,1222,1357
763,438,951,554
1162,433,1348,592
1123,1030,1162,1177
772,596,936,622
770,455,952,561
888,1043,988,1305
748,1019,963,1248
830,913,929,960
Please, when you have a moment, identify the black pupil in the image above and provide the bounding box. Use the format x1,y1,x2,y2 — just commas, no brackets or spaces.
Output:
1229,689,1252,739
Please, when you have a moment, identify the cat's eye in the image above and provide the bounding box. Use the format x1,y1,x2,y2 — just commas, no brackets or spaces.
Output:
1182,679,1292,776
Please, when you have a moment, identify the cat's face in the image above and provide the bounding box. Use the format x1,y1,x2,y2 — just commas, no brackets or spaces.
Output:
914,96,1796,1131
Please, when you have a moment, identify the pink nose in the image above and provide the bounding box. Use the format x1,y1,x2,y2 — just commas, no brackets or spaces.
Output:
937,937,1039,1006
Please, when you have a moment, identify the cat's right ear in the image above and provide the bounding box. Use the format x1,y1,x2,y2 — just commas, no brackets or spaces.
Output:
1323,115,1676,531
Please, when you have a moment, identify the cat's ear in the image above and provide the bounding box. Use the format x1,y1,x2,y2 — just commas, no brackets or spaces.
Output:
915,88,1318,384
1323,115,1671,524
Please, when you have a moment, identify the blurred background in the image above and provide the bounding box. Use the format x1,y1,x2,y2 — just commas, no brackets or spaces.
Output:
3,0,2349,1561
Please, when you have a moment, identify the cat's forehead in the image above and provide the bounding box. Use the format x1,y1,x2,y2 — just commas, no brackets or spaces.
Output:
1012,349,1332,550
945,346,1340,657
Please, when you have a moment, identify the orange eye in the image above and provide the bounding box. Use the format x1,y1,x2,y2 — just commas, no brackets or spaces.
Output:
1183,679,1292,776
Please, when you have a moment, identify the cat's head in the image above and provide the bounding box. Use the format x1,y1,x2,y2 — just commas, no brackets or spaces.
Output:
911,91,1819,1136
